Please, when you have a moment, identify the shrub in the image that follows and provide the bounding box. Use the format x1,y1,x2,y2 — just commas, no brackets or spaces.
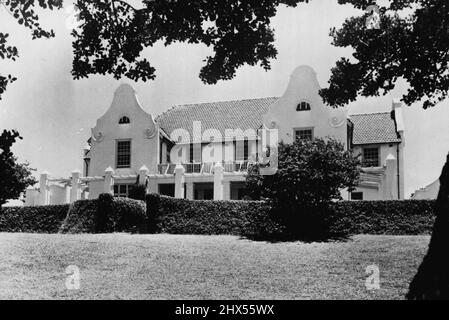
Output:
60,195,147,234
0,204,69,233
96,193,113,233
145,195,435,239
59,199,98,233
146,194,284,237
245,138,361,239
109,197,147,233
128,185,147,201
329,200,435,236
146,193,160,233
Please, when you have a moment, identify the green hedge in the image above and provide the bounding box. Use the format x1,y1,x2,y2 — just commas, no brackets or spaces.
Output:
146,194,436,238
60,195,146,234
0,204,70,233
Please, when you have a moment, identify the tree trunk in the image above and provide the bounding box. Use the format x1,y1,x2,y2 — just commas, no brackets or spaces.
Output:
407,154,449,300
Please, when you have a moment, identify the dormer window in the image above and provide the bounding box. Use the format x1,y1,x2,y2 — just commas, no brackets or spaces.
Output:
296,101,311,111
119,116,130,124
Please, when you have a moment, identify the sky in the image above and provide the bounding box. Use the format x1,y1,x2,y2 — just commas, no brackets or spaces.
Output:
1,0,449,199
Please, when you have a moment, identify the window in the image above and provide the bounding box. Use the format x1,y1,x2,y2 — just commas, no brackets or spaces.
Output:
351,192,363,201
295,129,313,140
235,139,249,161
244,139,249,160
363,147,379,167
159,183,175,197
119,116,130,124
113,184,132,197
296,101,311,111
116,140,131,168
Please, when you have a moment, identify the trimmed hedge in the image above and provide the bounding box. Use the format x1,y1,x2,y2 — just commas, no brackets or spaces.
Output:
146,194,285,237
146,194,436,238
0,196,435,237
0,204,70,233
329,200,435,236
59,199,98,233
109,196,147,233
60,195,146,234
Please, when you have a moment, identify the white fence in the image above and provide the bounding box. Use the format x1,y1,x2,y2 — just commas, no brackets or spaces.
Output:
25,162,243,205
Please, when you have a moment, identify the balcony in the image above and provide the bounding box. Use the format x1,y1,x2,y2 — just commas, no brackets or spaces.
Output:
362,159,380,168
157,161,252,175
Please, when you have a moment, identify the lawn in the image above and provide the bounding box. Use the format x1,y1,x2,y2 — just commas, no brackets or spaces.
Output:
0,233,429,300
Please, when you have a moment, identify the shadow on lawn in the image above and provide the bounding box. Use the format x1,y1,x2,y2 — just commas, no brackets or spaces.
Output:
241,206,352,244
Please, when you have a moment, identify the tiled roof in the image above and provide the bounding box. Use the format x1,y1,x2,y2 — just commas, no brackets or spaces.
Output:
155,97,279,141
350,112,401,145
156,99,401,145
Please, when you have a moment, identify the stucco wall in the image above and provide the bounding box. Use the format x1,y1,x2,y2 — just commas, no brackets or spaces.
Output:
88,84,159,177
352,186,380,201
49,185,70,205
412,179,439,200
263,65,348,147
352,143,399,168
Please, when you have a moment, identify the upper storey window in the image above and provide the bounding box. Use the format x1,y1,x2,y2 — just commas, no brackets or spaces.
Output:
119,116,130,124
296,101,311,111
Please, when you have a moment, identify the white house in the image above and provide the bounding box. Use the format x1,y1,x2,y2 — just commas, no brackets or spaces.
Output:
26,65,405,205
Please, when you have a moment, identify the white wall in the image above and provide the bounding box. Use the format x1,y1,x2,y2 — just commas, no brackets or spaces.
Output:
88,84,159,177
412,179,439,200
263,65,348,146
352,186,380,201
49,185,70,205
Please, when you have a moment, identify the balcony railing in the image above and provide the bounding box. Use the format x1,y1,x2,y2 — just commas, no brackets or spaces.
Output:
157,161,252,175
362,159,380,168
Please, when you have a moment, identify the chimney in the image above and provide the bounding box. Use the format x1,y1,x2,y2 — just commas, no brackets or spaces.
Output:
392,99,405,134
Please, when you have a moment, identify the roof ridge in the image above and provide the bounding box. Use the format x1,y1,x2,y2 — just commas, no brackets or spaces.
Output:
350,111,391,116
171,96,278,108
155,96,279,121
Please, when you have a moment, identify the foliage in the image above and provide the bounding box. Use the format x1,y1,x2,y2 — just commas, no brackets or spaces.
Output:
71,0,309,84
0,130,37,206
245,138,360,238
145,194,434,240
146,193,284,237
0,204,69,233
109,196,147,233
329,200,435,236
0,0,63,100
407,155,449,300
320,0,449,109
60,195,146,234
247,138,359,202
96,193,113,232
59,199,98,233
128,184,147,201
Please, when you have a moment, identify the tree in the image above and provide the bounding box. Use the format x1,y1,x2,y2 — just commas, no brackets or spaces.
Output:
245,138,360,238
320,0,448,109
0,0,63,100
319,1,449,299
1,0,312,99
71,0,308,84
0,130,37,206
407,154,449,299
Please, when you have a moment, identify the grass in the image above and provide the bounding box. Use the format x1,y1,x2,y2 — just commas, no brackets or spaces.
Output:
0,233,429,300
